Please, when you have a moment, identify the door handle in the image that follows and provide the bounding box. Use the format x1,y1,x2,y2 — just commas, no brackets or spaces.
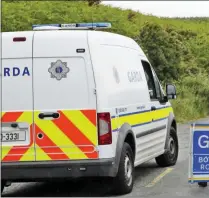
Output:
151,106,156,111
38,112,60,119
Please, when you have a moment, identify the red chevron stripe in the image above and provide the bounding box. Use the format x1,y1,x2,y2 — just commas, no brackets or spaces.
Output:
53,111,98,159
35,125,69,160
80,110,97,126
1,111,23,122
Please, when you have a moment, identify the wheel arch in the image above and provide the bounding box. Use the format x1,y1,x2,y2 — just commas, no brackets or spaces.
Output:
113,123,136,175
171,118,177,132
164,112,177,151
124,132,136,161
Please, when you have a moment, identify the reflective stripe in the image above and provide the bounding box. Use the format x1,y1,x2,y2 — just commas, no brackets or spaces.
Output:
2,119,35,162
1,111,23,122
62,110,97,145
1,146,12,160
34,111,90,160
19,147,35,161
1,112,6,118
80,110,97,126
52,111,98,159
1,109,98,162
153,107,173,121
1,112,30,162
111,106,173,131
35,144,51,161
118,111,152,127
34,124,70,160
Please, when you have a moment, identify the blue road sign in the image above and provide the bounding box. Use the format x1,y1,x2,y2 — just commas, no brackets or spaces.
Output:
193,131,209,174
189,123,209,183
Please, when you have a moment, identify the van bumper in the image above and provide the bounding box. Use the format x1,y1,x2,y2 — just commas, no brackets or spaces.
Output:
1,158,117,182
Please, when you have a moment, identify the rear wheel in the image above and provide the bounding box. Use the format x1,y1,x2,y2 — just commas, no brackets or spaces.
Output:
1,180,5,194
112,142,134,195
155,127,179,167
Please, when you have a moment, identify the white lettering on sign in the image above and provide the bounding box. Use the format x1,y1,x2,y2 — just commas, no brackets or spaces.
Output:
199,156,209,163
198,135,209,148
200,164,209,170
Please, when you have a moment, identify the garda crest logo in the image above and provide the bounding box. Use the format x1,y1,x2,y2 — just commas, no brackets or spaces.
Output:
48,60,70,80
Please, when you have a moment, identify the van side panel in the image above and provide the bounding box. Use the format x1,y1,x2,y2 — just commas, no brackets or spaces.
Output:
88,31,172,164
1,32,35,162
32,31,98,161
88,31,152,160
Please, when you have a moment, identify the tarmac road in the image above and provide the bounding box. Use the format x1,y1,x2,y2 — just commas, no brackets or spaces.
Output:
2,118,209,197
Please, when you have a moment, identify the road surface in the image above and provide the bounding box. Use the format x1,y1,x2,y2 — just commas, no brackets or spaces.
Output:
2,118,209,197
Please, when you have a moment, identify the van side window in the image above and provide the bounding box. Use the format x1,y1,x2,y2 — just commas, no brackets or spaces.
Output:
141,60,157,100
152,69,164,99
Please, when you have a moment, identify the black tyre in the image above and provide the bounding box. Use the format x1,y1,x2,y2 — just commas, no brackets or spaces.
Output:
1,180,5,194
112,142,134,195
155,127,179,167
198,182,207,187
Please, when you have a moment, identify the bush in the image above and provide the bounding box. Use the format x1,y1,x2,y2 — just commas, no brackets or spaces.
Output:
2,1,209,123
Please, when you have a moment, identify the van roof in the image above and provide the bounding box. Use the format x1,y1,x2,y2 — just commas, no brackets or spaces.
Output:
2,30,146,58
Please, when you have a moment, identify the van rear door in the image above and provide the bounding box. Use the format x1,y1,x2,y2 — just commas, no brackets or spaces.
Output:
1,32,35,162
33,31,98,161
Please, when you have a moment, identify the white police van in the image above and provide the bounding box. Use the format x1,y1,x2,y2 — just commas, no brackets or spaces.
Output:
1,22,178,195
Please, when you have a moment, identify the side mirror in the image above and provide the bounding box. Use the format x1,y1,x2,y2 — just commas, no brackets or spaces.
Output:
166,84,177,100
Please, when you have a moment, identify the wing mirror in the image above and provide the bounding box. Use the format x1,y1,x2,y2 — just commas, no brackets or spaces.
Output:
166,84,177,100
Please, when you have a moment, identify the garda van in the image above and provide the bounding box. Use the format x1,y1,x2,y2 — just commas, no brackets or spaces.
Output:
1,22,178,195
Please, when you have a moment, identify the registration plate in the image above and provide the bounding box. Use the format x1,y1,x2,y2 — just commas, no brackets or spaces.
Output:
1,131,26,142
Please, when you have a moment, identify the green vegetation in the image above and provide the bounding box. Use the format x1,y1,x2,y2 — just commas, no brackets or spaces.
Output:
2,1,209,123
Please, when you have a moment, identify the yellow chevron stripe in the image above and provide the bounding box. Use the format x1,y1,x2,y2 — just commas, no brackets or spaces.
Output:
1,112,35,162
17,111,35,161
35,144,51,161
34,111,88,160
17,111,33,124
1,146,12,160
1,112,6,117
62,110,97,145
19,147,35,161
1,111,14,161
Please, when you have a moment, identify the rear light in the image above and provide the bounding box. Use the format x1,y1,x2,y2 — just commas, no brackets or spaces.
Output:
97,112,112,145
13,37,26,42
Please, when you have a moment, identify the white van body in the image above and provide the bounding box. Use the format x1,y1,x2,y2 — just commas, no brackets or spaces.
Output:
1,28,178,194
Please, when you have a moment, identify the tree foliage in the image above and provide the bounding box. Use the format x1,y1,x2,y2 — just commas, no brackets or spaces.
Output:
137,22,182,81
87,0,101,6
2,1,209,122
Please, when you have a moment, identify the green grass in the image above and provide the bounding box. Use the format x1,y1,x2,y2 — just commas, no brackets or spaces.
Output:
2,1,209,123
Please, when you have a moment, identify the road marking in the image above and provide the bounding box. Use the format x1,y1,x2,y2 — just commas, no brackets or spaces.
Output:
145,168,174,187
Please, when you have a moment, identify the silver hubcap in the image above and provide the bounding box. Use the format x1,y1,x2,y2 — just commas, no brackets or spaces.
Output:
169,137,175,155
124,155,133,186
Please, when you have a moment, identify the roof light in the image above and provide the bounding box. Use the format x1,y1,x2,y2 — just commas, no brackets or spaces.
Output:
32,22,111,30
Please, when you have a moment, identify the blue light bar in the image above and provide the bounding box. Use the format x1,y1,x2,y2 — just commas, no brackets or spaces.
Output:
32,22,111,30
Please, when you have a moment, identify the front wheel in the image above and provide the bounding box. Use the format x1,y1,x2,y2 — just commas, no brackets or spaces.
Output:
155,127,179,167
198,182,207,187
112,142,135,195
1,180,5,194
